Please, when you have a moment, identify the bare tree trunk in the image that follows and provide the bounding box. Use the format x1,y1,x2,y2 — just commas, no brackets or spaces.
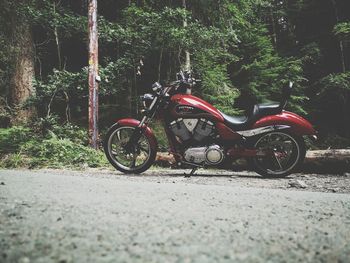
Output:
269,5,277,47
127,77,132,116
133,60,138,116
88,0,99,149
330,0,346,72
158,47,163,82
53,2,62,70
10,16,36,124
53,1,71,123
182,0,191,71
126,0,133,116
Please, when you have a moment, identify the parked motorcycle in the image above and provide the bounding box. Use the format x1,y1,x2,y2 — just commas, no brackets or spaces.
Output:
104,71,317,177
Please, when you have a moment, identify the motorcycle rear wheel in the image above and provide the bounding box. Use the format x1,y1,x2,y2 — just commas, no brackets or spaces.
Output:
249,131,306,178
104,124,157,174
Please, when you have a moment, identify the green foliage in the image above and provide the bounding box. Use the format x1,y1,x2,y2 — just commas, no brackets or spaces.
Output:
0,1,15,98
0,126,107,169
334,22,350,41
23,0,87,39
300,43,322,65
31,115,88,145
0,115,105,169
320,134,350,149
0,127,33,154
32,69,87,114
224,2,306,114
1,0,350,157
0,153,29,168
149,121,168,151
21,136,107,169
317,71,350,96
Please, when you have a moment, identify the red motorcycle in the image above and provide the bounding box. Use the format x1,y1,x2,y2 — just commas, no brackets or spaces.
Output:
104,71,316,177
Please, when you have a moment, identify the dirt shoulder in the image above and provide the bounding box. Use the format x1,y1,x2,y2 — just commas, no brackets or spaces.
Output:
6,167,350,194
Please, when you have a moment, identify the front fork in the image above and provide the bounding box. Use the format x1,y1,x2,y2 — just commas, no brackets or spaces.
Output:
124,116,149,154
126,94,161,151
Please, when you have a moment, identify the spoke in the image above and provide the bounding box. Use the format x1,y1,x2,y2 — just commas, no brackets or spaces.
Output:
130,154,137,168
139,146,149,153
109,127,152,170
254,132,300,174
117,130,121,141
268,133,273,143
273,152,283,170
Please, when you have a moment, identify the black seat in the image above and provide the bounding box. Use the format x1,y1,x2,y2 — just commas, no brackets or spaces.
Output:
220,102,282,131
252,102,282,119
220,112,249,130
221,82,293,131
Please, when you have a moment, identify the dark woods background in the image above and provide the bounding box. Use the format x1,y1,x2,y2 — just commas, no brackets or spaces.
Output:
0,0,350,148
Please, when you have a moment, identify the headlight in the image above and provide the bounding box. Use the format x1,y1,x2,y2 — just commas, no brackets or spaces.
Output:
152,82,162,92
140,94,154,109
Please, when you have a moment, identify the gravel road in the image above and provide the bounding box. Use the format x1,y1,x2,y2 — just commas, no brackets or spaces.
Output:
1,169,350,263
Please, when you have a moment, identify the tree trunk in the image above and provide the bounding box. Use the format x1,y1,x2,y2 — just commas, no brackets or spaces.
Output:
269,5,277,47
330,0,346,72
182,0,191,71
158,47,163,82
88,0,99,149
53,2,62,70
10,16,36,124
133,60,138,116
53,1,71,123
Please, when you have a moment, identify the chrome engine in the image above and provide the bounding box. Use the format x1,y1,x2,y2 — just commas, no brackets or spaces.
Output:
184,145,224,165
169,118,215,142
169,118,224,165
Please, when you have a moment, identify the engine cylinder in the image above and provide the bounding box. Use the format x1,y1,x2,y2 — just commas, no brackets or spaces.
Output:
169,119,191,141
193,119,214,142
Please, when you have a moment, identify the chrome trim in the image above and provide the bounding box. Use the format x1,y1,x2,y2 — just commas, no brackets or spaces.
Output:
138,116,148,127
149,97,158,110
237,125,290,137
253,131,300,175
308,135,318,141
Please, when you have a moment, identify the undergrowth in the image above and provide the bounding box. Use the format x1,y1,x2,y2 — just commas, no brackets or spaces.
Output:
0,119,108,169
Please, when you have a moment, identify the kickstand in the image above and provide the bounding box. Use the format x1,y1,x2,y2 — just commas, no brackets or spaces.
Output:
185,167,198,178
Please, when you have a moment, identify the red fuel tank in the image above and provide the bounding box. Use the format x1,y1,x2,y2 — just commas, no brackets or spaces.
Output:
170,94,224,122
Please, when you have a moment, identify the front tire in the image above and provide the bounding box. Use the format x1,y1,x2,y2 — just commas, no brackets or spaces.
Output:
249,131,306,178
104,124,157,174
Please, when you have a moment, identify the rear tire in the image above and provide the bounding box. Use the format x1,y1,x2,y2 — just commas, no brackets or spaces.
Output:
103,124,157,174
249,131,306,178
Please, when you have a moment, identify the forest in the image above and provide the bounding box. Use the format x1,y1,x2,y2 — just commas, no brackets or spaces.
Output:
0,0,349,168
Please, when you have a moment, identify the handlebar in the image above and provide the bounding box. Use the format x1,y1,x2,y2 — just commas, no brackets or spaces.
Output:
151,70,201,96
175,70,201,86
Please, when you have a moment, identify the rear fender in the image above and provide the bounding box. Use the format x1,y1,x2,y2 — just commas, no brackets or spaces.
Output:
252,111,316,136
114,118,158,150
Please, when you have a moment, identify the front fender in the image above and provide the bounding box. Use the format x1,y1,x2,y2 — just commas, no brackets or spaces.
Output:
115,118,158,150
252,111,316,136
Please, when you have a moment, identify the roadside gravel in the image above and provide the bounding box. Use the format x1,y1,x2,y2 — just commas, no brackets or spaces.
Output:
39,167,350,194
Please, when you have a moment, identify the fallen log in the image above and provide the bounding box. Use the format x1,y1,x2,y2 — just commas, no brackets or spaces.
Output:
305,149,350,161
155,149,350,174
303,149,350,174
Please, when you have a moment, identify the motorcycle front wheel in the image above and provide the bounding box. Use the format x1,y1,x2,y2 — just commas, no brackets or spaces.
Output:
104,124,157,174
249,131,306,178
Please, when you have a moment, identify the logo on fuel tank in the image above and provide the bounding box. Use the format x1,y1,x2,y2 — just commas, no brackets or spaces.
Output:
175,105,195,114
